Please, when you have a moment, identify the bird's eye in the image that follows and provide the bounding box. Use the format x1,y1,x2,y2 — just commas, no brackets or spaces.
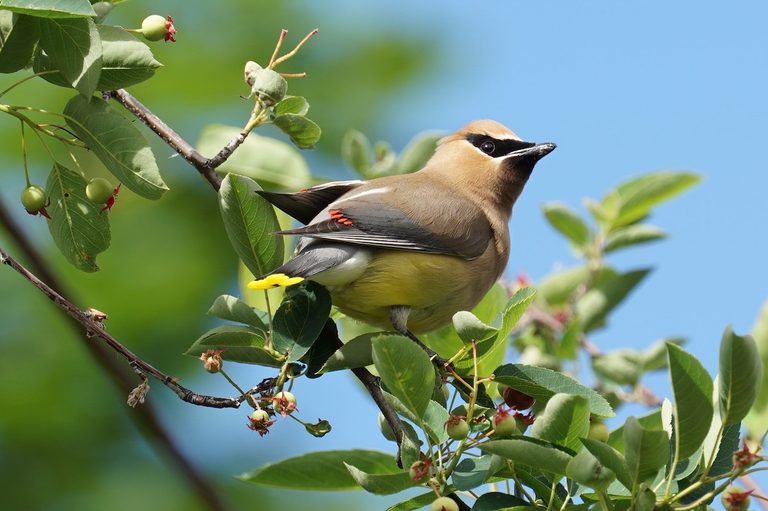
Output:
480,141,495,155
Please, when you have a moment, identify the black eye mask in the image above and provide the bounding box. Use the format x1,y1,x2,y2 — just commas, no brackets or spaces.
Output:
465,134,535,158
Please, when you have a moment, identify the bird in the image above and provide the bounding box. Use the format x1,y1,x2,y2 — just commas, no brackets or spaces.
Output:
250,119,555,351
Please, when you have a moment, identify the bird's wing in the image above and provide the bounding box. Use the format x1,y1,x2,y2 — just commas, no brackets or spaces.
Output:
278,184,492,259
257,180,365,225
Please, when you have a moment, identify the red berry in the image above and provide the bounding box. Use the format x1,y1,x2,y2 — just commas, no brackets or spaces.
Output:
501,386,535,410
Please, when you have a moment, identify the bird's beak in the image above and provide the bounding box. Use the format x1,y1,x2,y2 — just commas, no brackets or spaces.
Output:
507,142,557,161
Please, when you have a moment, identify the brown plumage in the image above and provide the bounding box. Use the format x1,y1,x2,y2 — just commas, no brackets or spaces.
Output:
255,120,555,336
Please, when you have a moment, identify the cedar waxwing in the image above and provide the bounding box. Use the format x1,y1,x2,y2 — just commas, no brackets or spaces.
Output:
250,120,555,343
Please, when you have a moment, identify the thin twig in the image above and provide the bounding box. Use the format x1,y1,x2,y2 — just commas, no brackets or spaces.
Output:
0,244,248,409
0,200,231,511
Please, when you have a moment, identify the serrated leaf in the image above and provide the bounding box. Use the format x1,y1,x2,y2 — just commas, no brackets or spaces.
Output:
273,114,321,149
273,96,309,116
603,224,666,253
480,438,573,475
373,335,435,419
184,325,281,367
239,450,399,490
612,172,701,229
576,268,650,332
319,332,381,373
543,202,591,248
45,163,110,272
623,416,669,486
0,11,38,72
37,17,101,97
0,0,96,17
451,454,503,491
341,129,372,175
494,364,614,418
344,463,415,495
581,438,632,491
499,287,537,340
272,281,332,361
745,301,768,439
719,325,761,425
452,311,497,344
198,124,310,189
382,392,448,444
396,131,441,174
95,25,161,89
206,294,266,330
667,342,713,460
218,173,283,277
531,393,590,451
64,95,168,199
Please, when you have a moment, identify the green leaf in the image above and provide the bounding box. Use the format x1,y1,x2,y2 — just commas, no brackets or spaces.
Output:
301,318,341,379
273,114,321,149
451,454,503,491
607,409,662,453
0,0,96,17
494,364,614,418
0,11,38,73
206,294,266,330
576,268,651,332
381,391,449,444
498,287,537,340
184,325,281,367
273,96,309,116
641,338,685,372
581,438,633,491
341,129,372,175
452,311,498,344
372,335,435,419
94,25,161,89
198,124,310,189
386,490,457,511
37,17,101,97
667,342,714,460
45,163,110,272
531,393,590,451
218,173,283,278
565,448,616,490
480,438,573,475
603,224,666,253
543,202,591,248
272,281,332,361
719,325,762,425
473,492,530,511
623,416,669,486
344,463,414,495
612,171,701,229
746,301,768,439
592,350,644,386
396,130,441,174
64,95,168,199
538,266,591,306
319,332,381,373
239,450,399,490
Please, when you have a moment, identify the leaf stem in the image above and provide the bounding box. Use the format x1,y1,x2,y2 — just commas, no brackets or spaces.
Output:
20,120,30,186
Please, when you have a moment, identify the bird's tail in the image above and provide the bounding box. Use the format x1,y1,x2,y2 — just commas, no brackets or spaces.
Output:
247,243,357,290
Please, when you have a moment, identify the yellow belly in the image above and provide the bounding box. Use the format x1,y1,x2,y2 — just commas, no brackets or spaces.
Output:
325,249,498,333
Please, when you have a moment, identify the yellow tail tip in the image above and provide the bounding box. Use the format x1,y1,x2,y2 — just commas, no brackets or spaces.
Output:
248,273,304,290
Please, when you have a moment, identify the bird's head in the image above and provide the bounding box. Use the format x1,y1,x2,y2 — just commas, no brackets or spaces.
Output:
426,119,556,213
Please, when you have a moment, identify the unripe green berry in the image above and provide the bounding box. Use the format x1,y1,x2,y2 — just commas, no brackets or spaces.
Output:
141,15,168,41
244,62,287,106
86,178,114,204
249,409,270,423
20,185,46,212
446,418,469,441
431,496,459,511
588,421,610,443
721,485,751,511
493,413,519,437
565,449,616,490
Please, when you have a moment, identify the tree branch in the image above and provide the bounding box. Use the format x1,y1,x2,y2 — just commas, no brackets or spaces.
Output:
0,200,232,511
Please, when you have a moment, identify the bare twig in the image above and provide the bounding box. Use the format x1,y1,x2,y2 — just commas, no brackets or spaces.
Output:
0,244,250,409
0,200,231,511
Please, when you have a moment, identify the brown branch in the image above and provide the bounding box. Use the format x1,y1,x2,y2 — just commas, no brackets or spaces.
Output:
0,200,231,511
